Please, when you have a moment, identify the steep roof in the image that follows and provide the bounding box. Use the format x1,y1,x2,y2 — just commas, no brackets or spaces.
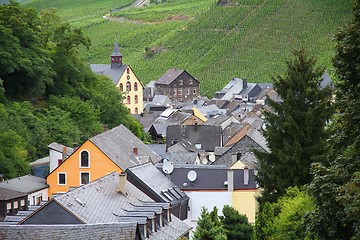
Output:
48,142,74,156
90,125,161,170
126,162,188,203
156,68,198,85
0,223,139,240
90,64,128,85
0,175,48,194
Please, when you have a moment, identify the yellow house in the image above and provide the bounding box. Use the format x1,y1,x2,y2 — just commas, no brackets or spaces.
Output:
90,42,144,114
46,125,161,197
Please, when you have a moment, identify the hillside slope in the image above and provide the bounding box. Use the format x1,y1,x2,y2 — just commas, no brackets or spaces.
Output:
24,0,353,97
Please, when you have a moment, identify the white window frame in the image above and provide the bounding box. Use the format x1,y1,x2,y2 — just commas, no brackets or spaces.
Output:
179,79,183,85
80,172,90,185
193,88,197,94
189,79,193,85
58,172,67,185
173,89,177,95
79,150,90,168
178,88,182,96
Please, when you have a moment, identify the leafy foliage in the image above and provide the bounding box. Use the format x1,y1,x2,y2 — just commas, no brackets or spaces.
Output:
308,1,360,238
254,187,315,240
0,3,150,179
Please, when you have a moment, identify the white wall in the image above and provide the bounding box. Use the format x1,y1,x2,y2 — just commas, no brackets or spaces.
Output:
49,149,63,173
28,188,49,205
184,191,232,239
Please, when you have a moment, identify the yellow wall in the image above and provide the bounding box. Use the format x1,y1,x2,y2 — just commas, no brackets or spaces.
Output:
192,107,207,122
117,66,143,114
47,140,122,197
232,189,260,224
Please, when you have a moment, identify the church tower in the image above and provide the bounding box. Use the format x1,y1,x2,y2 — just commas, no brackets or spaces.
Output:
110,42,123,69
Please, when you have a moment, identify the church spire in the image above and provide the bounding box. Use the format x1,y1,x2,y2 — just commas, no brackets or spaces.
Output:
110,42,123,69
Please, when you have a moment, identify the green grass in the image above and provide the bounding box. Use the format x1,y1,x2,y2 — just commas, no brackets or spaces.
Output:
24,0,353,97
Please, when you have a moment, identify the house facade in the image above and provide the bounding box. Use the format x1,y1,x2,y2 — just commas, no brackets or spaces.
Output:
155,68,200,102
91,42,144,114
46,125,161,197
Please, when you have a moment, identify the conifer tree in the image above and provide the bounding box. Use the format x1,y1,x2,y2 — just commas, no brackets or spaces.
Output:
255,49,333,203
193,207,227,240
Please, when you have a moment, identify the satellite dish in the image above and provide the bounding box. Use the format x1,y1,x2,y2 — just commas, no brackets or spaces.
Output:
187,170,197,182
162,159,174,174
209,153,216,162
202,158,208,165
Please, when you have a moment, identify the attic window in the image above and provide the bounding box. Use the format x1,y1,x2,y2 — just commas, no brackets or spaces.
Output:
189,79,193,85
134,82,138,91
80,151,89,168
179,80,183,85
127,67,130,74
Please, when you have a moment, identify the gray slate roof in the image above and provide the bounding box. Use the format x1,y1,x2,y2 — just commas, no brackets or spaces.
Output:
90,64,128,85
90,125,161,170
48,142,74,156
126,163,188,202
0,175,48,194
0,223,139,240
146,144,167,158
29,156,49,167
196,104,227,118
158,164,257,190
0,188,27,201
166,125,222,152
239,152,258,169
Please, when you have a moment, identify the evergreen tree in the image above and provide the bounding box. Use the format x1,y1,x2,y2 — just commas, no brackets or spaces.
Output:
220,205,252,240
308,0,360,238
255,49,333,203
193,207,227,240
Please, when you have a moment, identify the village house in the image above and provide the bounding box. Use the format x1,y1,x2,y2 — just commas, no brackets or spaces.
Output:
154,68,200,102
91,42,144,114
46,125,161,197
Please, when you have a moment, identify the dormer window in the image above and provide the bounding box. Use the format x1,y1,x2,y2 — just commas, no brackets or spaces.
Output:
80,151,89,168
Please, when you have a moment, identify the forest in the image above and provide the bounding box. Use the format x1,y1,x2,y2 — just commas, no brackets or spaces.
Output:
0,1,149,179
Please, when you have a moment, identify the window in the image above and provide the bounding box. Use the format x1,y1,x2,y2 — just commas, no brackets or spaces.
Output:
127,95,131,104
186,88,190,95
179,80,183,85
119,83,123,91
80,172,90,185
193,88,197,94
134,82,138,91
126,81,131,91
189,79,193,85
173,89,177,95
127,67,130,74
58,173,66,185
134,95,138,104
80,151,89,168
135,107,138,114
178,88,182,95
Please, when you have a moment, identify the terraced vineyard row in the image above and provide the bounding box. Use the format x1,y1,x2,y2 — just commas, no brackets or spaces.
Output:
25,0,353,97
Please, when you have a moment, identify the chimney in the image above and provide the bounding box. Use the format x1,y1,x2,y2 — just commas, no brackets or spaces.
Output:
244,167,249,185
62,147,67,161
227,169,234,192
231,153,237,165
117,172,127,194
73,143,78,150
133,147,138,155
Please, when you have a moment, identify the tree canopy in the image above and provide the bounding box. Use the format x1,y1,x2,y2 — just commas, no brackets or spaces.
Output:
0,2,149,179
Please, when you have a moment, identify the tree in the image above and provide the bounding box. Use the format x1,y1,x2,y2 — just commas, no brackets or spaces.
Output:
220,205,252,240
308,1,360,238
0,1,54,99
193,207,227,240
253,202,274,240
255,49,333,203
